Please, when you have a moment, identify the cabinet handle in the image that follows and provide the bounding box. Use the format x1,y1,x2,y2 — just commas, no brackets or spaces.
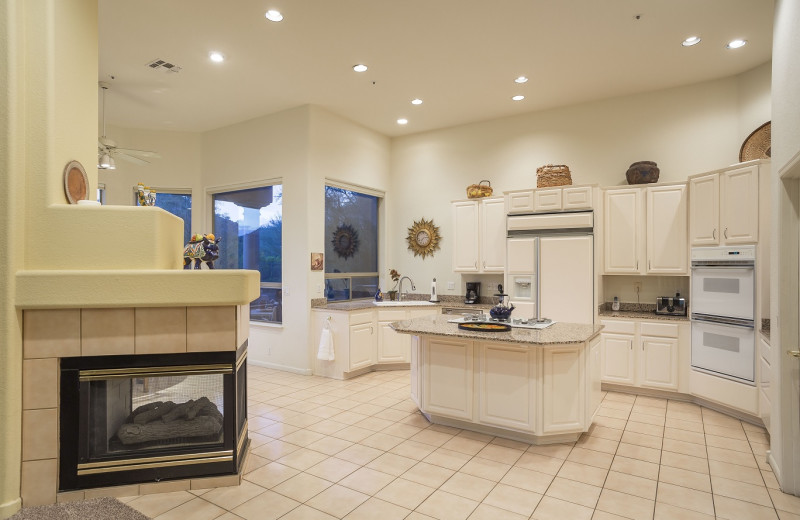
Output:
474,261,478,269
713,228,716,240
788,350,800,358
483,261,486,269
370,326,374,334
648,260,651,271
724,227,728,239
636,260,638,270
642,341,644,351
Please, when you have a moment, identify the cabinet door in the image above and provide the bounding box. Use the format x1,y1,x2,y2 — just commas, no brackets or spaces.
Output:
480,197,506,272
601,333,635,385
378,320,410,363
349,322,375,371
507,237,535,274
603,189,642,274
689,173,719,246
506,191,535,214
589,337,602,415
721,166,759,244
542,346,585,433
639,336,678,390
563,186,593,210
478,343,536,431
534,188,563,212
423,338,473,420
410,336,421,407
647,184,688,274
452,201,480,272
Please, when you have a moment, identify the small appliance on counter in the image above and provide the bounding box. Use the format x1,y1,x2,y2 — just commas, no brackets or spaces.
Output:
489,285,515,321
465,282,480,304
656,293,687,316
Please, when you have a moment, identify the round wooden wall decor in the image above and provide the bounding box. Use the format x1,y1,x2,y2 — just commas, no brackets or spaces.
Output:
63,160,89,204
739,121,771,162
332,223,360,259
406,218,441,259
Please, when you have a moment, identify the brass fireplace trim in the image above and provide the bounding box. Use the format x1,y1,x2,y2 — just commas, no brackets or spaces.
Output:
79,364,233,381
236,418,249,458
77,450,234,475
236,352,247,372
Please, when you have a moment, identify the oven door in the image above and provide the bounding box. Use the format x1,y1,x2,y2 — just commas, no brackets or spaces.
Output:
690,266,754,320
691,318,755,384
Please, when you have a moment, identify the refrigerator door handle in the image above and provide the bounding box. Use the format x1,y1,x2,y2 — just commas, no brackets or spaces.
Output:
535,238,541,321
691,313,755,329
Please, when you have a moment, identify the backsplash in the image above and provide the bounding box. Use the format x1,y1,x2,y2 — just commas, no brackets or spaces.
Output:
602,275,689,304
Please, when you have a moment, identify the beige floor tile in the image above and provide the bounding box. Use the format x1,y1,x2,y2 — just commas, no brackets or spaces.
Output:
200,481,266,510
624,421,664,437
500,466,555,494
259,423,302,439
714,495,779,520
601,400,634,412
276,448,330,471
587,425,624,442
272,472,333,502
306,436,353,456
703,423,747,440
711,475,773,507
653,502,715,520
567,447,614,470
416,490,479,520
610,455,660,480
390,439,438,460
252,440,301,460
214,513,246,520
664,418,704,433
410,428,457,447
483,483,543,516
440,472,496,501
657,465,711,492
423,448,472,471
708,458,764,485
532,495,594,520
659,450,709,474
459,457,511,482
467,502,527,520
243,462,300,488
306,457,361,483
366,452,418,476
604,392,636,404
489,437,531,451
592,511,630,520
701,410,743,429
635,396,667,409
280,504,338,520
604,471,656,500
746,429,771,445
778,511,800,520
283,414,324,428
593,415,628,430
373,408,412,422
303,484,370,517
544,476,602,508
402,461,457,488
656,481,714,516
375,477,436,509
576,435,619,454
595,488,654,520
629,412,666,427
632,404,667,417
441,436,490,456
664,410,703,424
514,452,565,475
382,423,425,439
354,416,395,432
243,453,271,474
359,432,405,451
332,425,375,443
597,406,631,420
527,443,575,459
616,442,661,464
154,497,226,520
706,445,758,468
475,443,524,465
704,432,752,453
127,491,195,518
556,461,609,487
763,470,781,490
232,489,300,520
620,431,662,450
306,420,349,436
770,488,800,515
335,444,384,466
344,497,412,520
338,467,396,495
661,437,707,458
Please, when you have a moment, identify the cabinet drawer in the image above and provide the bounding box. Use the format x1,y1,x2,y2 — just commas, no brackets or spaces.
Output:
533,188,563,212
640,322,679,338
349,310,374,325
600,320,636,335
563,186,593,210
506,191,535,214
377,309,407,321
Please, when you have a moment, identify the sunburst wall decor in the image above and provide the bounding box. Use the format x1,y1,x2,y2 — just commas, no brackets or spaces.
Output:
332,223,360,259
407,218,441,259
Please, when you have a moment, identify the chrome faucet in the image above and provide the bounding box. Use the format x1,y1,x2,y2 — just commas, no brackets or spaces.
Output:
398,276,416,301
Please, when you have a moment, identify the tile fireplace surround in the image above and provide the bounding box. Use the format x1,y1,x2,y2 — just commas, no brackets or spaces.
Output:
20,304,251,507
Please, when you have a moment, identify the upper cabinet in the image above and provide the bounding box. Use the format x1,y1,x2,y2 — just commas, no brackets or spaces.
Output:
603,183,687,275
506,185,593,215
453,197,505,273
689,165,759,246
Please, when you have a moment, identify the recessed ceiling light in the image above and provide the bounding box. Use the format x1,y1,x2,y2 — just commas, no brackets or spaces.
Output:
515,76,529,84
726,39,747,49
353,64,368,72
209,51,225,63
397,118,408,125
411,98,423,105
265,10,283,22
682,36,701,47
512,95,525,101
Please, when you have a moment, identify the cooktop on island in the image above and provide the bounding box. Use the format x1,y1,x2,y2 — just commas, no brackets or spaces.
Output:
447,316,556,330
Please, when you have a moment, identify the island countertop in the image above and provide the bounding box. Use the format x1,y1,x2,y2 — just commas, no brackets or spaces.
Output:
391,314,602,345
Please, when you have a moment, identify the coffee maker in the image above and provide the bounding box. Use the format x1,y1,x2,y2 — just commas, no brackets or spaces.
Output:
465,282,480,304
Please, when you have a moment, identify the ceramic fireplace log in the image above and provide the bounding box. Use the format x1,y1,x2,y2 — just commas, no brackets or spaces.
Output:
117,415,222,445
132,401,177,425
161,397,212,423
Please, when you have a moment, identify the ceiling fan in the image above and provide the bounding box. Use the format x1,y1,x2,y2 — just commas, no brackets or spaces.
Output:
97,81,160,169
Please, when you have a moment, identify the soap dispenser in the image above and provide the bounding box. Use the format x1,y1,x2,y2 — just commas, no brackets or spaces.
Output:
612,296,620,312
429,278,440,302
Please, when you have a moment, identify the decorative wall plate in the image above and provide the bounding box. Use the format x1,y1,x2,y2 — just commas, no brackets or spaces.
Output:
332,223,360,259
63,160,88,204
406,218,441,259
740,121,771,162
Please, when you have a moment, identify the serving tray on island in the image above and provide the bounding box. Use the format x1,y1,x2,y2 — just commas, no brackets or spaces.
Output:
449,317,556,330
457,322,511,332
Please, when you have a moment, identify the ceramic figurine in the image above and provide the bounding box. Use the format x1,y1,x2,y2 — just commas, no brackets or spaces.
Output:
136,183,157,206
375,289,383,302
183,233,220,269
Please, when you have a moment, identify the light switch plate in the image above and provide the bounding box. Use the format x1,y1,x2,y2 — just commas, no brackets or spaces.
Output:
447,281,455,290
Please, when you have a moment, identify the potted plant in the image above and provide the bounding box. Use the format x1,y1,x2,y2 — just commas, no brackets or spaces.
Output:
386,269,400,301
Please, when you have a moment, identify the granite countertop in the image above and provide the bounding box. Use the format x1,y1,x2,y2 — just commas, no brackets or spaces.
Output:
391,314,602,346
598,302,689,322
312,297,494,312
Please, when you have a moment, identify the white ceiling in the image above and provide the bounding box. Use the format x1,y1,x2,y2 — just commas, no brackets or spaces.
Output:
98,0,774,138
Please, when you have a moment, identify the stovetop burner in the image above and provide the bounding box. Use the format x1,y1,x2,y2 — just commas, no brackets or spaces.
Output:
447,316,555,330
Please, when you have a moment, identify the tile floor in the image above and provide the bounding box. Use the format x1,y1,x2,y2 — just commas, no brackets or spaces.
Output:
118,365,800,520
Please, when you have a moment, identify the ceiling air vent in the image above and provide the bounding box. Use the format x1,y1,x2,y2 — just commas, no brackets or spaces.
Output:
146,59,182,73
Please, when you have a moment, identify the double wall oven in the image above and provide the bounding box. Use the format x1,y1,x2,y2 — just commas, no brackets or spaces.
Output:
690,246,756,385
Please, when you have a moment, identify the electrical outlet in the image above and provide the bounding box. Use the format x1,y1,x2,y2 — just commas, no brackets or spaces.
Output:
317,284,321,294
447,281,455,290
633,282,642,293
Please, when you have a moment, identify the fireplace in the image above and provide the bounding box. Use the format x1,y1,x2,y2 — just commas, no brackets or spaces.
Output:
58,345,248,491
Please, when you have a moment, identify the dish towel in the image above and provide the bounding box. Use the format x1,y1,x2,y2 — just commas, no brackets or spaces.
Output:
317,320,335,361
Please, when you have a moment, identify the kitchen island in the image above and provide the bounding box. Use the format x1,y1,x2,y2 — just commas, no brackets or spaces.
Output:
392,315,603,444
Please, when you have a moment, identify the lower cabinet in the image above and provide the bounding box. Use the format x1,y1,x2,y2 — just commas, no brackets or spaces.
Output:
349,321,376,371
759,335,771,432
478,343,536,430
542,345,585,433
423,338,474,420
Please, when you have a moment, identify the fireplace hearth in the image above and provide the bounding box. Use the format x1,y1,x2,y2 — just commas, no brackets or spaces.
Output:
59,345,248,491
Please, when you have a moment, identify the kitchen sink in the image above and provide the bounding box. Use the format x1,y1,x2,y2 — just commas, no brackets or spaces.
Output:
373,301,436,307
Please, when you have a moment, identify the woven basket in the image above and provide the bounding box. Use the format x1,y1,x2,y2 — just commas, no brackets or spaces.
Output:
466,180,493,198
536,164,572,188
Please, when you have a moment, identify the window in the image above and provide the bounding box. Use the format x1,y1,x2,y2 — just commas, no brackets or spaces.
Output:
212,184,282,324
324,185,380,301
135,189,192,244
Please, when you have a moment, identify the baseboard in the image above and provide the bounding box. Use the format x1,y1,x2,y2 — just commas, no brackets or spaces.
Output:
247,359,313,376
0,497,22,519
601,383,764,427
768,451,783,489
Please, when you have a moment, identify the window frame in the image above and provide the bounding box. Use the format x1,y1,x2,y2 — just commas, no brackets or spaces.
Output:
133,186,193,244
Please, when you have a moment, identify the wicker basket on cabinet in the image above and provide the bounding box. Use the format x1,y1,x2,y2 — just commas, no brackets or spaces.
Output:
536,164,572,188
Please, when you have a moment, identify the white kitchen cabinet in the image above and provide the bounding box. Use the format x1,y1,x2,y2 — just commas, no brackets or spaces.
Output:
601,333,636,385
542,345,585,433
506,190,535,214
603,188,641,274
590,337,603,415
506,237,535,274
506,186,594,215
534,188,562,212
639,336,679,390
478,342,537,431
377,310,408,363
563,186,593,210
759,334,771,432
349,321,376,371
410,335,422,407
646,184,688,274
689,165,759,246
452,197,505,273
423,338,474,420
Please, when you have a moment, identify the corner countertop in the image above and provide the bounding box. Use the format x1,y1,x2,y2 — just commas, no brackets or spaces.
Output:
598,302,689,322
312,299,494,312
391,314,602,346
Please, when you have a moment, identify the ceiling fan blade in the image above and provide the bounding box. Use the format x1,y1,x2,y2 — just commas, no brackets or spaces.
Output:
115,152,151,166
113,148,161,158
